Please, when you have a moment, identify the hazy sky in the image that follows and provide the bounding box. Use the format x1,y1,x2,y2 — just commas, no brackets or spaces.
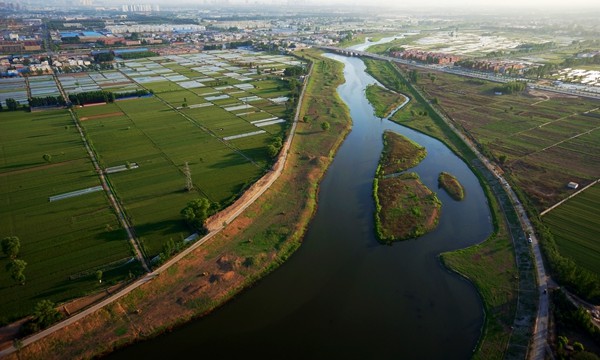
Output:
315,0,599,7
151,0,600,9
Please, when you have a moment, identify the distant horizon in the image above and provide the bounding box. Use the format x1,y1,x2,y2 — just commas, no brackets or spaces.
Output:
15,0,600,10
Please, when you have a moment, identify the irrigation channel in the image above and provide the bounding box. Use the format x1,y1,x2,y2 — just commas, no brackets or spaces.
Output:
107,43,494,359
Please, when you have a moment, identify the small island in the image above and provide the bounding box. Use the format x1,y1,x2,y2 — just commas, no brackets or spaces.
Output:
438,171,465,201
379,130,427,175
365,84,408,118
374,131,441,243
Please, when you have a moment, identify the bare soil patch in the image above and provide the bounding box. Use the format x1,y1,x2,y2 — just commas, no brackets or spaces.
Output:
79,112,125,121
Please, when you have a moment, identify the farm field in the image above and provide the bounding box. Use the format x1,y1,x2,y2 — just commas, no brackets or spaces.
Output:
0,110,134,324
0,49,304,324
77,50,303,259
543,183,600,277
408,66,600,210
58,71,142,95
0,77,27,107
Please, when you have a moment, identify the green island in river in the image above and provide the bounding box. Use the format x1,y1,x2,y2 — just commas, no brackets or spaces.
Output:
438,171,465,201
374,131,441,242
365,84,408,118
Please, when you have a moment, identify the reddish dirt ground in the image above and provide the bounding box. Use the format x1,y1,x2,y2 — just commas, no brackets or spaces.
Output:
79,112,125,121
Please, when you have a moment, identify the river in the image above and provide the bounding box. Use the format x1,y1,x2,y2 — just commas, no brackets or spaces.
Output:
107,42,493,359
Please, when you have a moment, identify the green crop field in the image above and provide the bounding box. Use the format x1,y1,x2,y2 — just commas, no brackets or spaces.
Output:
543,184,600,277
76,51,300,258
0,49,304,325
0,110,135,324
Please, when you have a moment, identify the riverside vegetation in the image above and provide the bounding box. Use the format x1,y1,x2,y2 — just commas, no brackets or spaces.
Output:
438,171,465,201
365,84,407,118
373,131,441,242
363,58,519,359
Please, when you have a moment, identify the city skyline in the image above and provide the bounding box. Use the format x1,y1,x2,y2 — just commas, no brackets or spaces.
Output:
8,0,600,9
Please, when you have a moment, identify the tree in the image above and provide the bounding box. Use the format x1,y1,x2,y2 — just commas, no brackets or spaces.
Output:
96,270,103,283
408,70,419,84
321,121,331,131
1,236,20,259
267,144,279,158
32,300,63,329
5,98,19,111
284,66,305,77
43,154,52,163
181,198,211,231
6,259,27,284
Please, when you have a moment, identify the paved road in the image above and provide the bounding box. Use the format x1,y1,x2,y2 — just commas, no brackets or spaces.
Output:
0,62,312,359
320,46,600,101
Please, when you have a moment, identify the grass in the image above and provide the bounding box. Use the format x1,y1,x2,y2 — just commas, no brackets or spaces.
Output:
374,172,441,242
79,97,264,257
406,66,600,210
362,58,522,359
363,59,477,161
378,130,427,175
365,84,407,118
404,62,600,303
338,31,399,48
543,183,600,278
0,50,304,325
373,131,439,242
16,47,355,360
438,171,465,201
365,33,429,54
0,109,134,324
75,53,298,259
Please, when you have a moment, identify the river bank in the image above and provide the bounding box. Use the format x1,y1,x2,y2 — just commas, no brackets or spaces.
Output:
361,57,520,359
6,49,353,360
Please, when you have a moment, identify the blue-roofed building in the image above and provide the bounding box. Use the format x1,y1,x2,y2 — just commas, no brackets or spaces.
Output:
113,48,149,56
81,31,103,37
60,32,80,38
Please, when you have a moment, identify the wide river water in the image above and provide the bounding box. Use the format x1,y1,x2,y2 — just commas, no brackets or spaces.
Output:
108,45,494,359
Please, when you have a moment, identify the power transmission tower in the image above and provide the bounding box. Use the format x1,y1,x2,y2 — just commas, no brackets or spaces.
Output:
184,161,193,192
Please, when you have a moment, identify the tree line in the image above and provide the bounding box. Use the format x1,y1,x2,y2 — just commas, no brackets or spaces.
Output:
69,89,152,105
0,98,24,111
117,51,159,60
28,95,66,108
2,236,26,285
493,81,527,94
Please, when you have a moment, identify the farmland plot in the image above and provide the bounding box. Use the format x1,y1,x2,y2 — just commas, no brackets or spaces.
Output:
543,184,600,277
0,110,133,323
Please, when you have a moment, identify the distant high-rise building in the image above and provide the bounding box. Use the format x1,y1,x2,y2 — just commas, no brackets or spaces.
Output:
121,4,158,12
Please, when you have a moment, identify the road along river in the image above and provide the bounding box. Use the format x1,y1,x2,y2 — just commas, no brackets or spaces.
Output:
106,54,493,359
